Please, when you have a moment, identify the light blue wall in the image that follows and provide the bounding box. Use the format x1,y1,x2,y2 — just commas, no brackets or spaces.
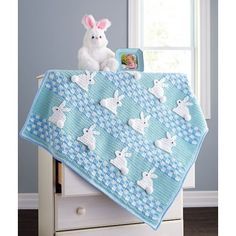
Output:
18,0,217,193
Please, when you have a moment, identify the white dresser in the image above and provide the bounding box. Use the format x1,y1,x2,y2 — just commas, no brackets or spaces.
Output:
37,75,195,236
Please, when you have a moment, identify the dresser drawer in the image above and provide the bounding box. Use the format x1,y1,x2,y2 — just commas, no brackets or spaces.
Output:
59,165,100,196
55,219,183,236
58,163,194,197
55,191,183,231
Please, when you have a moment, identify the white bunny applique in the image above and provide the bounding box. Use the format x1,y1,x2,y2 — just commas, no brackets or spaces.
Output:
48,101,71,129
137,168,157,194
128,112,151,135
148,78,168,103
100,90,125,115
173,96,193,121
71,71,97,92
77,124,100,151
110,147,132,175
155,132,177,154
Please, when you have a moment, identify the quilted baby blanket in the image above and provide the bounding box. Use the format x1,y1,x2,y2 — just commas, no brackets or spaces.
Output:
20,70,208,230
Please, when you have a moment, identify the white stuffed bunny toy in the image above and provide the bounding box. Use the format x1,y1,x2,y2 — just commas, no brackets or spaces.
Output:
78,14,118,72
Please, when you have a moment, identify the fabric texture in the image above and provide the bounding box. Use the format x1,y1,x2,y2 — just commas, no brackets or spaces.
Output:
20,70,208,230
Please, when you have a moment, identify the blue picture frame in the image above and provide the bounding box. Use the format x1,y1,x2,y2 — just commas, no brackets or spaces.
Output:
115,48,144,72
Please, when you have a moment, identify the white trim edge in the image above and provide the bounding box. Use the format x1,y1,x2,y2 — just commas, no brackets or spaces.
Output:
18,193,38,209
128,0,142,48
198,0,211,119
183,191,218,208
18,191,218,209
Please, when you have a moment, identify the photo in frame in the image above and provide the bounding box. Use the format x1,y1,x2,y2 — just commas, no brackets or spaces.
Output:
115,48,144,72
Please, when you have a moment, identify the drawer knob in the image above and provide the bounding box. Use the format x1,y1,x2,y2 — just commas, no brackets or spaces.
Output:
76,207,86,215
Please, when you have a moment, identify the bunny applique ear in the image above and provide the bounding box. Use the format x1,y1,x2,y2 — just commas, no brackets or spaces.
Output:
149,167,156,174
140,112,145,119
59,101,71,112
166,132,172,139
183,96,193,105
121,147,132,157
89,124,96,131
82,15,96,29
96,18,111,31
59,101,66,107
89,124,100,135
90,72,97,79
151,173,158,179
114,90,119,98
140,112,150,121
149,168,157,178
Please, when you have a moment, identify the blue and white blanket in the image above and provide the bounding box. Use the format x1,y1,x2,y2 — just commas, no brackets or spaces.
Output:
20,70,208,230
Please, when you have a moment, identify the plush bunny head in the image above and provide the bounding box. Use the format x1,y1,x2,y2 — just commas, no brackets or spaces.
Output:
82,14,111,49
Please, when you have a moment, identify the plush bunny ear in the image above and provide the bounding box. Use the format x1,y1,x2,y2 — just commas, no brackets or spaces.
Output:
82,15,96,30
96,18,111,31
